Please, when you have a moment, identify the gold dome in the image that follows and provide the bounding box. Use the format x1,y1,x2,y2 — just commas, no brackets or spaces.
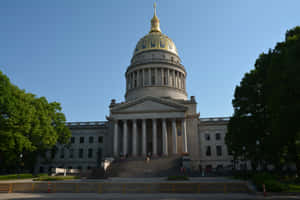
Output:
133,3,178,56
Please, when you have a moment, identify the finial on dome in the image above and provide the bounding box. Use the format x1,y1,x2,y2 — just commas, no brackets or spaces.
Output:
150,2,161,33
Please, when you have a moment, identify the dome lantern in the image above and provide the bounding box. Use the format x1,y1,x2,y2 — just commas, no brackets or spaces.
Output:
150,3,161,33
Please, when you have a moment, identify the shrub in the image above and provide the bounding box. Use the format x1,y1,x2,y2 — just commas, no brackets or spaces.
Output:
263,180,288,192
251,173,287,192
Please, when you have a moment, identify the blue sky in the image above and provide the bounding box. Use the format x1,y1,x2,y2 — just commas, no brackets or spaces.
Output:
1,0,299,122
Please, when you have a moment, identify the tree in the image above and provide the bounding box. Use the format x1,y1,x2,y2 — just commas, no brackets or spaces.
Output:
0,70,70,172
226,26,300,173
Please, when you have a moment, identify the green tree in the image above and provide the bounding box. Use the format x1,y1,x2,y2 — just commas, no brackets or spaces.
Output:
266,27,300,173
0,70,70,172
226,26,300,173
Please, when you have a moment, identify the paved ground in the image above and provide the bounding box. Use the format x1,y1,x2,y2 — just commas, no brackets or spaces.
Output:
0,193,299,200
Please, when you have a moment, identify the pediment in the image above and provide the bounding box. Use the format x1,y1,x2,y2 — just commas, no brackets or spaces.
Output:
111,96,187,114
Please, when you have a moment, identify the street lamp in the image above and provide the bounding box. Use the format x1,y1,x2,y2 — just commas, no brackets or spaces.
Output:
256,140,260,171
19,153,23,178
242,146,247,178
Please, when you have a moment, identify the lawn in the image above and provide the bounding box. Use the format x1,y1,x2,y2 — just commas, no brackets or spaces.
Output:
33,175,80,181
0,173,47,180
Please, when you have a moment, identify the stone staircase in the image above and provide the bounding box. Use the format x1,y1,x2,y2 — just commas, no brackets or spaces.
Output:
107,156,182,177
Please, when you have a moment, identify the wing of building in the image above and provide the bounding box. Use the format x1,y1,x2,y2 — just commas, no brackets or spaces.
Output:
36,6,233,174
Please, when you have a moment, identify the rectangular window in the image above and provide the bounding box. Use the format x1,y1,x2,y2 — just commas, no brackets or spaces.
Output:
216,133,221,140
71,137,75,144
216,145,222,156
206,146,211,156
80,137,84,143
88,148,93,158
79,149,83,158
98,136,103,143
69,149,74,159
89,136,94,144
205,134,210,141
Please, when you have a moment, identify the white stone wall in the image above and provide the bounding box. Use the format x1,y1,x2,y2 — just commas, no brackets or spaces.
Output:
36,124,109,173
196,120,233,170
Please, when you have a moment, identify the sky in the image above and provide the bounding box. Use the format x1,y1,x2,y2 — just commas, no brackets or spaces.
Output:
0,0,299,122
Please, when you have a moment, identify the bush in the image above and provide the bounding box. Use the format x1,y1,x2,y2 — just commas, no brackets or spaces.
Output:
251,173,287,192
263,180,288,192
167,176,189,181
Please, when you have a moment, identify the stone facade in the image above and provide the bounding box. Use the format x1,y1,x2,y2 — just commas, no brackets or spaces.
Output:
35,7,234,173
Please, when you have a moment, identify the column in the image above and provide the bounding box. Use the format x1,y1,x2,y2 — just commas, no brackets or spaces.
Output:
167,69,170,86
155,68,157,85
182,119,188,153
142,119,147,156
148,68,151,86
152,119,157,156
162,119,168,156
123,120,128,155
142,69,145,87
132,119,137,156
172,119,178,154
137,70,140,88
113,120,118,157
161,68,164,85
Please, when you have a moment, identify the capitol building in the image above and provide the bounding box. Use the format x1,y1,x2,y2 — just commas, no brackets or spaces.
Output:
36,6,233,174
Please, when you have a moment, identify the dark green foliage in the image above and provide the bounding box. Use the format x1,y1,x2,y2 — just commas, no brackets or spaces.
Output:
226,26,300,174
252,173,288,192
0,71,71,172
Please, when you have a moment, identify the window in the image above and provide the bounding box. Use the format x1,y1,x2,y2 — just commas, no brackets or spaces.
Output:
98,136,103,143
205,134,210,141
79,149,83,158
68,166,72,169
77,166,82,170
88,148,93,158
89,136,94,144
69,149,74,159
71,137,75,144
206,146,211,156
60,148,64,159
216,145,222,156
80,137,84,143
215,133,221,140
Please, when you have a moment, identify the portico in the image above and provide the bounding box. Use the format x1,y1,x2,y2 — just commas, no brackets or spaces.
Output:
113,117,187,157
110,96,188,157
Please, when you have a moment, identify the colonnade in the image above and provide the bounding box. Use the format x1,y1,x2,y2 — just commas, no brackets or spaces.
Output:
126,67,186,90
113,118,188,157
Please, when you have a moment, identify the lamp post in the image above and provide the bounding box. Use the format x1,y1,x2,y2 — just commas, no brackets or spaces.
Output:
242,146,246,178
19,153,23,178
256,140,260,171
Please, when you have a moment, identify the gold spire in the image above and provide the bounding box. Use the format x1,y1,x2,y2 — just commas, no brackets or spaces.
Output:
150,2,161,33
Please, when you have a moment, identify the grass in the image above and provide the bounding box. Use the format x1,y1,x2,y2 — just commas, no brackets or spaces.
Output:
167,175,189,181
0,173,47,180
33,175,80,181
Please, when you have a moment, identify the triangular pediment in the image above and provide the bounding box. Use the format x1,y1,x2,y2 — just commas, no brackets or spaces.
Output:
111,96,187,114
